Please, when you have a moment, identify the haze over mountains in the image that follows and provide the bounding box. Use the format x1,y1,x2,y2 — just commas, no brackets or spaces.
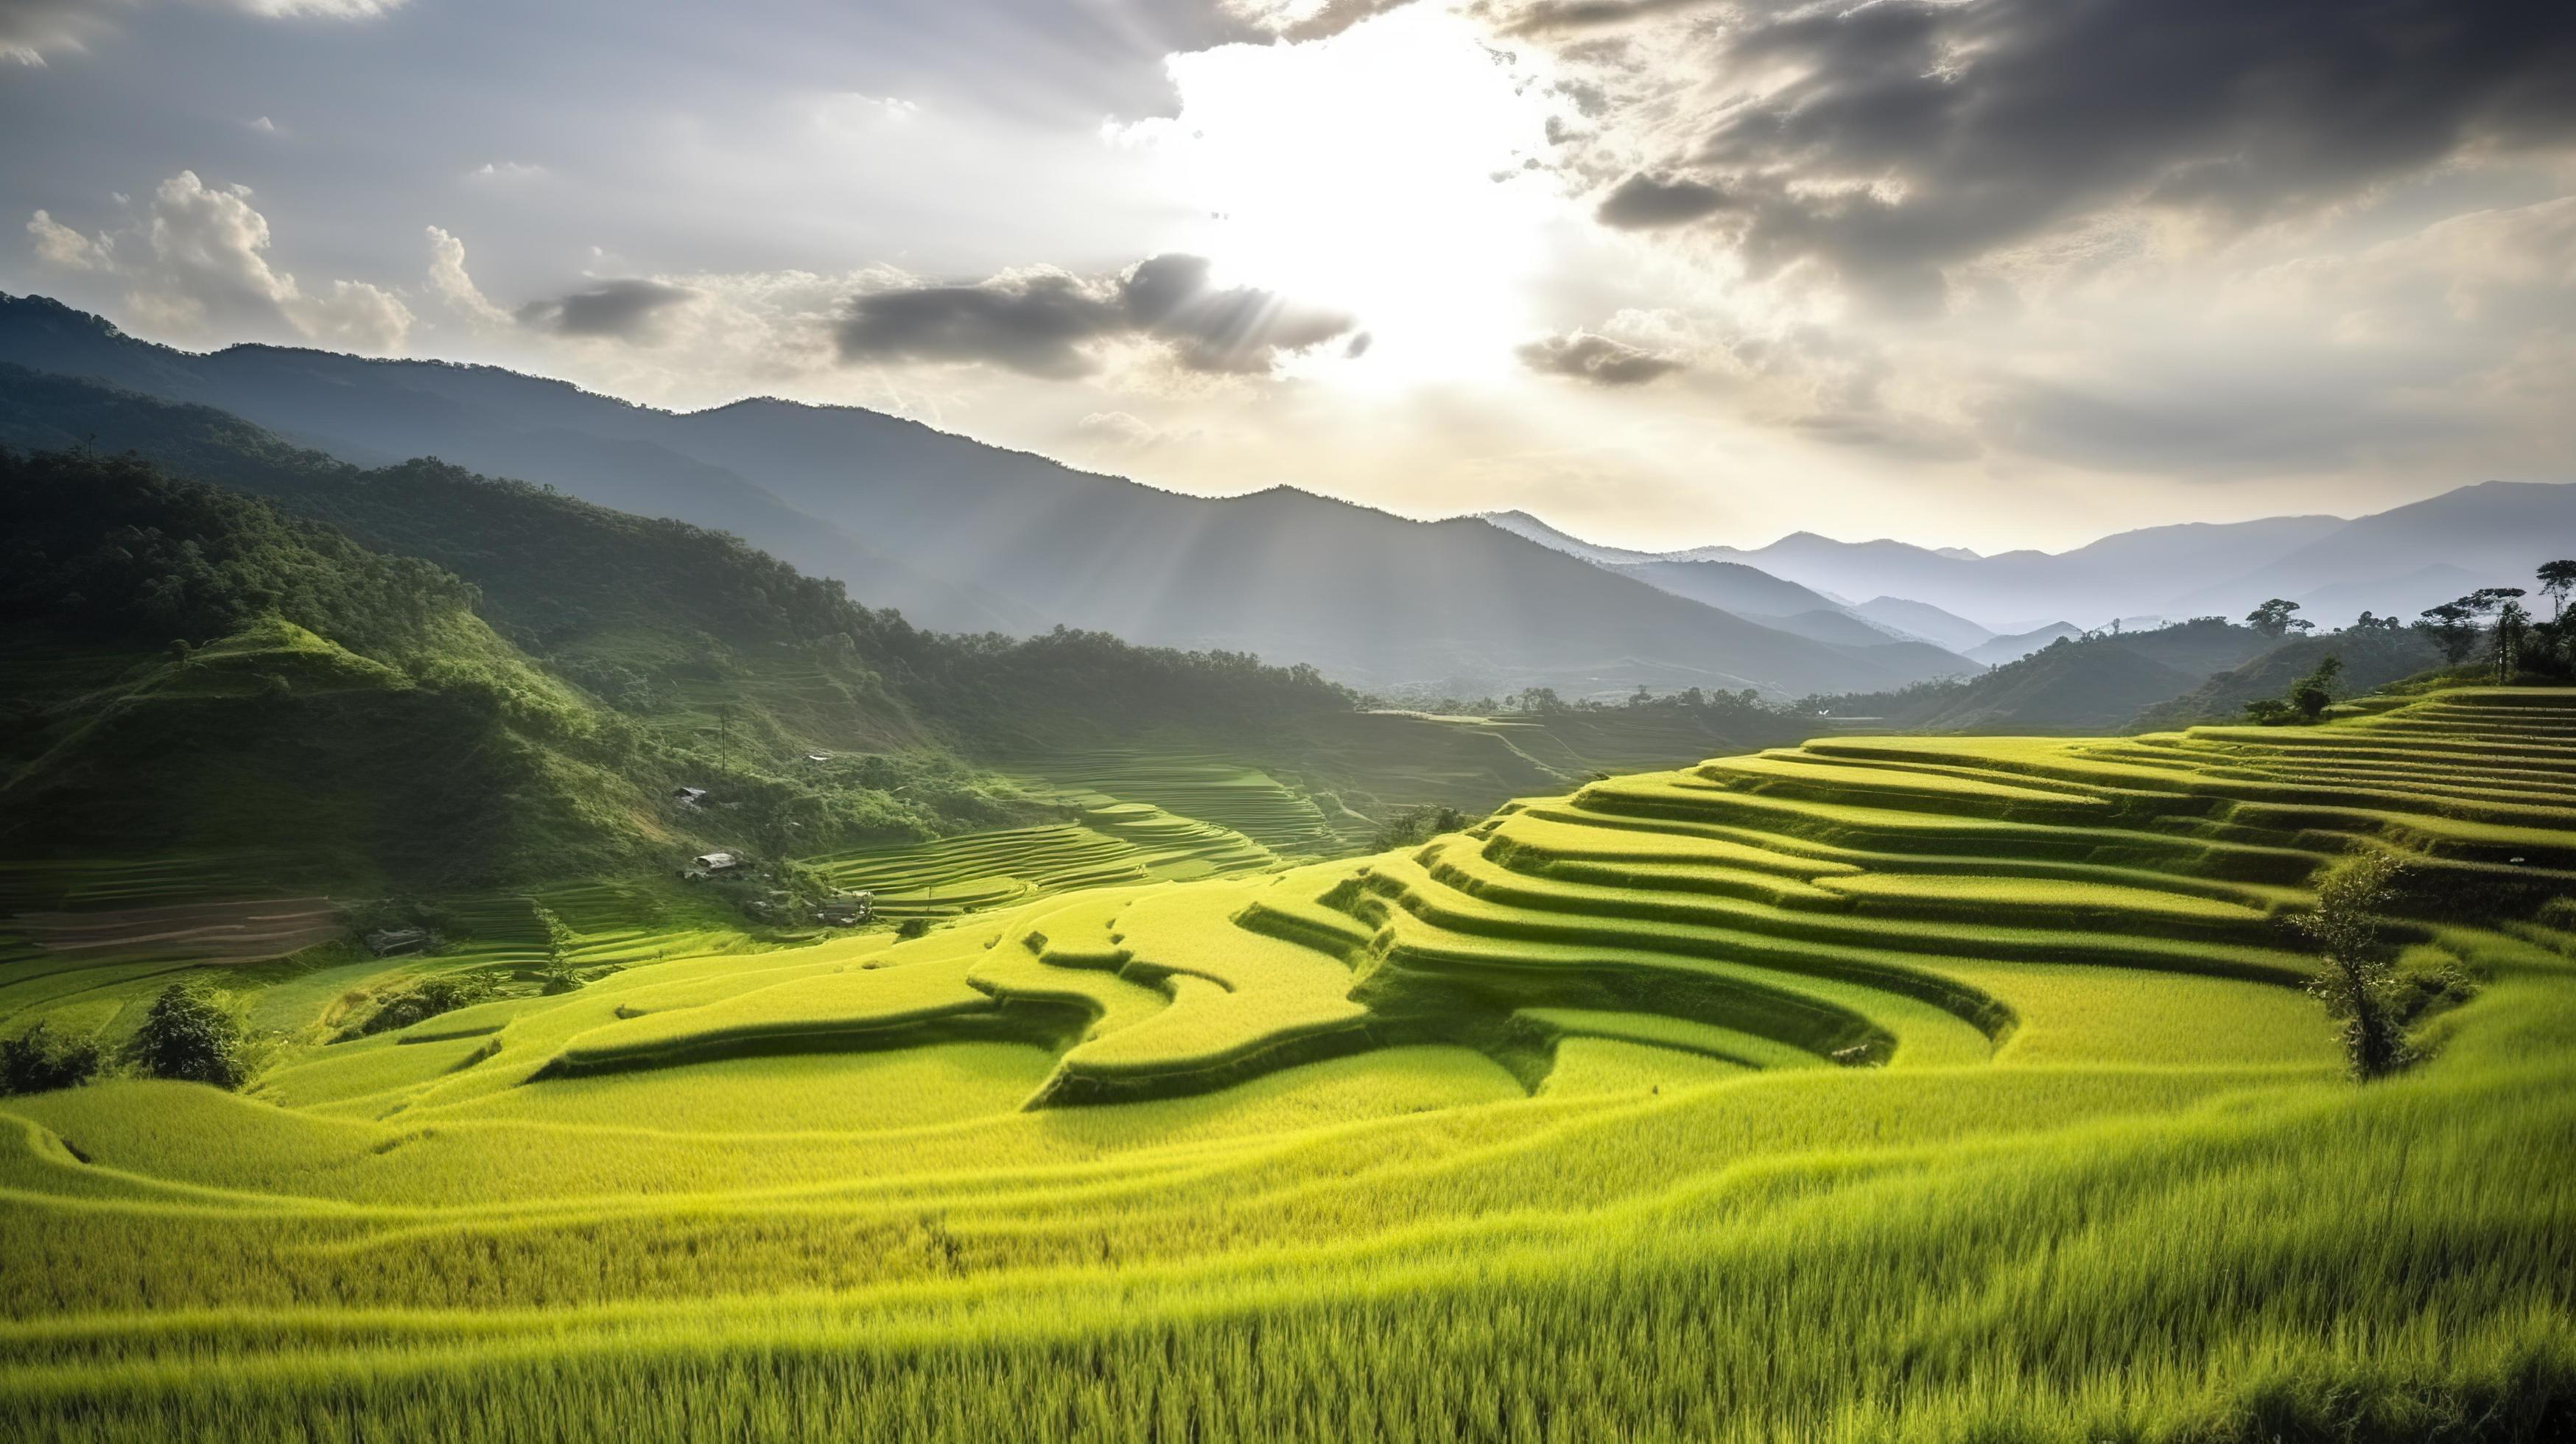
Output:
1484,490,2576,638
0,294,1966,700
7,291,2563,704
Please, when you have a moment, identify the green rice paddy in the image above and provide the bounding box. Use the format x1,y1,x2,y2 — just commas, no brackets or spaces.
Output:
3,687,2573,1439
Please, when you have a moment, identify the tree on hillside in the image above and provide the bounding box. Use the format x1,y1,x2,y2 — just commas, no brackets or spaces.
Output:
2288,653,2344,722
2538,561,2576,623
1371,804,1471,852
2242,653,2343,726
2415,601,2482,665
131,982,248,1088
2493,597,2532,681
2245,598,2313,639
0,1023,102,1096
2294,853,2409,1081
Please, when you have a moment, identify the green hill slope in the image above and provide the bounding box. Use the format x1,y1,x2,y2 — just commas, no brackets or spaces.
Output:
1,452,663,889
1,685,2569,1440
0,373,1836,881
1811,617,2313,733
2133,625,2444,730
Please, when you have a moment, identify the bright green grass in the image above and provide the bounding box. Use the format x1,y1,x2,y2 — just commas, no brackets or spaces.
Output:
1537,1035,1750,1095
2,687,2573,1439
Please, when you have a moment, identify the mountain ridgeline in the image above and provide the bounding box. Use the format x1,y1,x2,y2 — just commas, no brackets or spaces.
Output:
1486,483,2576,638
0,295,1972,700
0,437,1361,891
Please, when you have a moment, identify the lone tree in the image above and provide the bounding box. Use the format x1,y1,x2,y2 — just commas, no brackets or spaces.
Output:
132,982,248,1088
2293,854,2409,1080
2539,560,2576,623
2245,598,2314,639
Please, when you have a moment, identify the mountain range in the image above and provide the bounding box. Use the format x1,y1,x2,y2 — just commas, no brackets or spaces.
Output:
8,291,2559,703
0,294,1969,701
1484,483,2572,636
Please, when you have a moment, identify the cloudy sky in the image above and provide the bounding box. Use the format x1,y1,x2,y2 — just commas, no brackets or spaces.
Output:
6,0,2572,553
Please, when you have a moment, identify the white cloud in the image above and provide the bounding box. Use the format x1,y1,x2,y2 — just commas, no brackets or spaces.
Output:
230,1,406,18
810,92,919,127
466,161,550,183
1076,410,1168,451
424,224,512,328
27,170,410,354
248,115,278,133
27,210,111,270
295,278,413,351
127,169,298,330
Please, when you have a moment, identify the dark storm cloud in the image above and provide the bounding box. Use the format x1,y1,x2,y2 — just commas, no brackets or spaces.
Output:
1636,0,2576,304
835,254,1355,378
834,273,1111,378
1517,331,1681,386
1594,172,1727,229
516,278,698,338
1118,253,1354,374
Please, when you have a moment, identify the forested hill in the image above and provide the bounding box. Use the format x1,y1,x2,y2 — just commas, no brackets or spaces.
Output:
0,366,1354,743
1806,617,2444,734
0,398,1361,889
1,450,664,886
0,298,1970,698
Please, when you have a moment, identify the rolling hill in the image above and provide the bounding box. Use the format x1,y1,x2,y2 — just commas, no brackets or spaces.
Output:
1850,595,1995,652
1811,619,2313,733
1,378,1845,897
0,450,667,890
0,297,1961,700
1964,621,2085,666
1,684,2569,1437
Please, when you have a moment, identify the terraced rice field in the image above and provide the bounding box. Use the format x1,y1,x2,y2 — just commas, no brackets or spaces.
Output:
804,802,1280,918
1011,751,1345,854
4,687,2574,1440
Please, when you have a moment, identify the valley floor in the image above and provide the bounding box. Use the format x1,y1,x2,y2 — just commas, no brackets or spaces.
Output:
2,689,2573,1440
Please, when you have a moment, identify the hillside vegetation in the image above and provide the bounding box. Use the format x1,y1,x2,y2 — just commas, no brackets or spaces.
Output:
0,451,661,888
1811,616,2442,734
0,303,1976,698
1,685,2570,1439
0,416,1817,896
0,446,1378,890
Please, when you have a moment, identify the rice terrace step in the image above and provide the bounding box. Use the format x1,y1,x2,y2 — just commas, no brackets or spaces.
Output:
5,686,2575,1437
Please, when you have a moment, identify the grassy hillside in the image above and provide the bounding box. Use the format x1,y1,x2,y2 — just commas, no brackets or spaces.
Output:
2135,625,2445,731
0,400,1823,902
0,446,1401,893
1812,617,2303,733
0,452,667,890
0,685,2569,1439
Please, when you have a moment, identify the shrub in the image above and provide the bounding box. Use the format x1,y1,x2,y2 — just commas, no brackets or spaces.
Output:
0,1022,103,1095
1372,804,1473,852
2244,654,2342,725
351,974,499,1038
2293,855,2409,1080
131,982,248,1087
896,916,933,940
